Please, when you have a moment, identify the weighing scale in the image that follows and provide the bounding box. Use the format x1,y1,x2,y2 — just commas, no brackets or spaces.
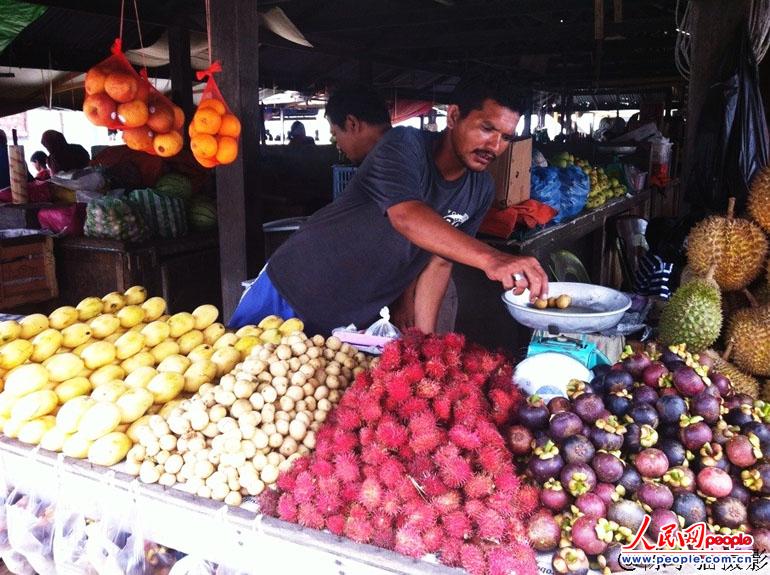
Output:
501,282,632,400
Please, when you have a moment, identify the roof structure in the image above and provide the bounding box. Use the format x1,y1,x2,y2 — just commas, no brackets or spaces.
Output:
0,0,684,116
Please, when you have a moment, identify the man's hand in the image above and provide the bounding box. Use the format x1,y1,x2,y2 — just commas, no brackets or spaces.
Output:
482,252,549,300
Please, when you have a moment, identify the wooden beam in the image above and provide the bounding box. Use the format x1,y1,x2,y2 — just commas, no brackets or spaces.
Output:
613,0,623,23
167,25,194,124
211,0,263,320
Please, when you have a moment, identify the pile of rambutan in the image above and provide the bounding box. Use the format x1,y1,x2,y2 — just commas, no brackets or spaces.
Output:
260,331,539,575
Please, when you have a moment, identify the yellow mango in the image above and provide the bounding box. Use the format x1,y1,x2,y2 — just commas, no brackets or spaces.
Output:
150,340,180,364
88,431,132,467
56,396,96,434
257,314,283,330
48,306,79,330
177,329,204,355
11,389,58,422
211,347,241,377
89,314,120,339
76,297,103,321
115,331,145,360
61,323,93,348
234,325,262,338
90,381,127,403
40,425,72,452
62,432,93,459
187,344,215,362
183,360,217,393
121,351,155,374
101,291,126,314
203,322,226,345
123,285,148,305
81,341,117,370
4,363,49,396
117,305,145,328
126,415,152,443
19,313,49,339
17,415,56,445
157,354,191,375
89,364,125,387
141,296,167,322
167,312,195,338
0,339,34,370
146,372,184,404
141,321,170,348
78,401,121,440
54,377,92,403
192,304,219,330
116,388,154,423
124,366,157,389
213,332,238,349
0,320,21,344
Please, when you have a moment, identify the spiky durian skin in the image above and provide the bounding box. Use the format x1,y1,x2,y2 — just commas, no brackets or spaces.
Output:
748,166,770,234
726,304,770,377
658,279,723,352
761,380,770,402
705,349,760,397
687,215,768,291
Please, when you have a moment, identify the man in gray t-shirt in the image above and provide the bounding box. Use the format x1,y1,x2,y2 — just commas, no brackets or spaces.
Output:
230,79,548,335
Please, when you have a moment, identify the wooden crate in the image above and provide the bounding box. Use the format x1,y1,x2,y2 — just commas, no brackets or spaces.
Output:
0,234,58,309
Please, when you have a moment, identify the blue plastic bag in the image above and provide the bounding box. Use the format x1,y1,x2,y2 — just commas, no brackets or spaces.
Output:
530,167,561,218
557,166,590,222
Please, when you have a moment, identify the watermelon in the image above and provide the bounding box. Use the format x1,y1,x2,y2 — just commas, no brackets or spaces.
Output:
189,199,217,231
154,173,193,202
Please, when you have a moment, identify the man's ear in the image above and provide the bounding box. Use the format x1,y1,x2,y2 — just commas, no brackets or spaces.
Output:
345,114,360,132
446,105,460,129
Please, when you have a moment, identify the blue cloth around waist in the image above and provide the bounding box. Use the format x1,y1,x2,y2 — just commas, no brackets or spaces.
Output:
228,265,297,329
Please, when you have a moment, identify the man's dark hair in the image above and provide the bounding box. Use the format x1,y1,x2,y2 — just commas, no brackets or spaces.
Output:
326,84,391,129
31,151,47,167
451,74,529,118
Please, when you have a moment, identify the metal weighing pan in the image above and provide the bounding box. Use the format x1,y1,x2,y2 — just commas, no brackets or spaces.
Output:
501,282,631,333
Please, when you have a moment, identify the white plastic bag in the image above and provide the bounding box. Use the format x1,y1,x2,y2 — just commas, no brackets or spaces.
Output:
83,513,145,575
364,306,401,339
5,487,56,575
52,499,93,574
168,555,216,575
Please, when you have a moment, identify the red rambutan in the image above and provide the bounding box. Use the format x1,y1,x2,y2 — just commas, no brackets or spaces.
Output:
348,502,369,520
477,508,506,540
317,475,340,494
315,490,343,515
362,464,380,480
358,399,382,424
464,473,495,499
407,410,437,433
379,342,403,372
477,445,507,475
398,396,430,418
333,429,359,452
420,336,445,360
449,424,482,450
480,351,502,373
442,510,472,540
297,502,324,530
361,442,389,467
333,406,361,431
424,358,448,380
402,363,425,384
410,429,445,455
376,417,408,449
310,458,336,479
432,396,453,421
461,544,488,575
371,528,396,550
381,491,401,516
292,471,316,504
431,490,461,514
505,516,528,544
334,452,361,483
394,526,427,558
341,481,361,503
370,512,393,532
397,444,416,462
401,347,420,365
277,493,298,522
487,388,516,427
514,483,540,517
405,454,434,478
462,353,484,373
437,454,472,488
359,478,383,511
358,426,375,447
493,470,521,495
439,538,463,567
326,514,345,536
464,498,486,521
422,526,444,553
384,371,413,403
443,332,466,351
396,477,420,502
415,378,442,399
401,500,438,532
276,471,297,492
344,515,374,543
422,474,449,497
258,488,280,517
486,491,516,518
489,543,537,575
378,457,406,488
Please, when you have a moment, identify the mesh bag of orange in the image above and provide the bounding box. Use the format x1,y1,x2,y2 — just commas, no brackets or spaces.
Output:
82,39,185,158
189,62,241,167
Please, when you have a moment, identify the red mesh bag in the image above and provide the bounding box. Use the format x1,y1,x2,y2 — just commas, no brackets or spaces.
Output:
82,39,185,158
189,62,241,168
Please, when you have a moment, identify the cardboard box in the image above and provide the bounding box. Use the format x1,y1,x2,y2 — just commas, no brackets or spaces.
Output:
487,137,532,208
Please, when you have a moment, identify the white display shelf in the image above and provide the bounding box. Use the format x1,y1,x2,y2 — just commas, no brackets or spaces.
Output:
0,436,461,575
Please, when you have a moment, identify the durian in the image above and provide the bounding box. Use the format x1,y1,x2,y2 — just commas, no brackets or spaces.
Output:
748,166,770,234
658,276,722,352
686,198,768,291
705,349,760,397
725,300,770,377
761,380,770,403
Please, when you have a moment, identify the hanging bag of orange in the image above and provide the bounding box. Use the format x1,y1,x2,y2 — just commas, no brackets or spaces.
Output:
82,38,185,158
189,62,241,168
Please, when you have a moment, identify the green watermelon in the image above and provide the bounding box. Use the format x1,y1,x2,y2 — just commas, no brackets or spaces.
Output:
155,173,193,202
189,199,217,231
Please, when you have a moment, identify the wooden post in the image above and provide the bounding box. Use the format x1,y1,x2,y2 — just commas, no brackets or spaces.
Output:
168,25,194,131
211,0,263,319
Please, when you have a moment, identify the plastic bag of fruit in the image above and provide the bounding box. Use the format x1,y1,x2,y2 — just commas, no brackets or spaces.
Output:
83,511,145,575
52,498,92,574
167,555,216,575
189,62,241,168
84,196,150,242
82,39,185,158
5,487,56,575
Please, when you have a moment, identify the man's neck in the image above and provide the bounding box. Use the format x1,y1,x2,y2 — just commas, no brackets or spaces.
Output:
433,130,466,181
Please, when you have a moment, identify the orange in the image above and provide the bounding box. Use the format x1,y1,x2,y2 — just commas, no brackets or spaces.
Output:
117,99,149,128
84,67,109,95
122,127,154,152
218,114,241,138
153,131,183,157
190,134,218,159
172,105,185,130
104,72,138,103
193,152,218,168
215,136,238,165
83,93,117,127
198,98,226,115
193,108,222,135
188,121,198,138
146,101,174,133
135,79,151,103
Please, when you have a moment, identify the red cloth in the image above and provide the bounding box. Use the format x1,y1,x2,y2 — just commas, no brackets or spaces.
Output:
479,199,558,238
0,179,52,203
